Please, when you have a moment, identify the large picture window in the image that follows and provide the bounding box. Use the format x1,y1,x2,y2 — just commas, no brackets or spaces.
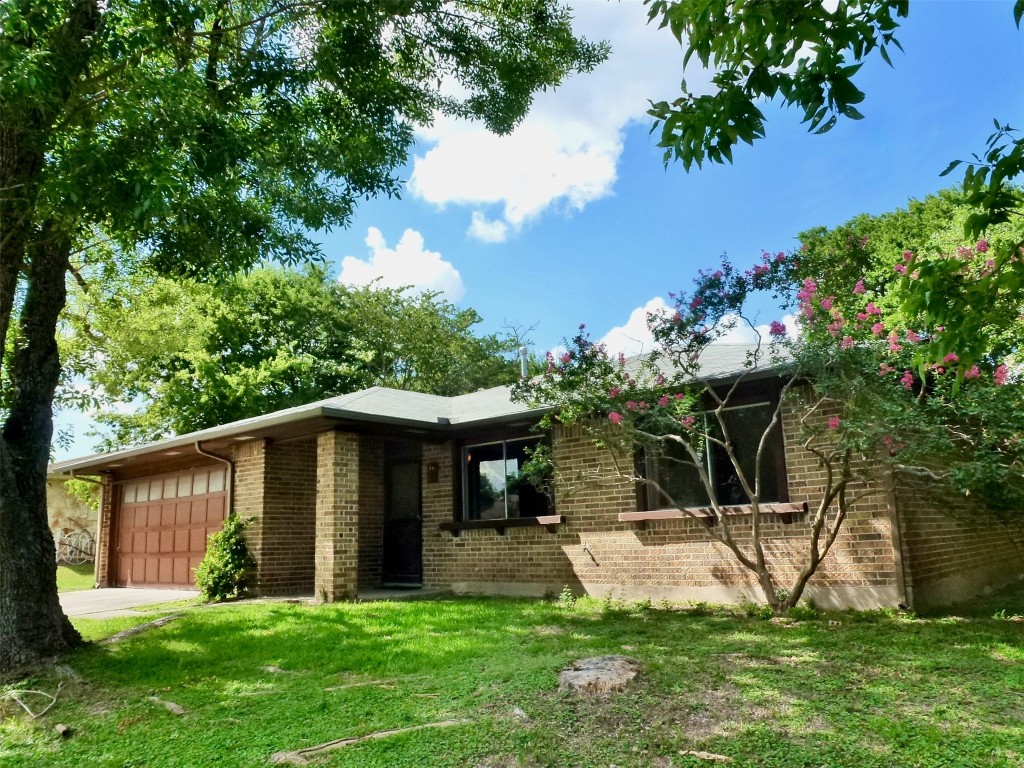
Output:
462,437,549,521
642,401,786,510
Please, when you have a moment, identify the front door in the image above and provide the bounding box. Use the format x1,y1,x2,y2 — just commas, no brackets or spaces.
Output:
382,449,422,585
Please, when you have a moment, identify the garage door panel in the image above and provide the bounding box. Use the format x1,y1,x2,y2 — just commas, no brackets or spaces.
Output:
115,468,228,588
191,498,208,524
207,495,225,521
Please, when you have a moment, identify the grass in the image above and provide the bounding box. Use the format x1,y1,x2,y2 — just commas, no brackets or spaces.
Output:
55,564,95,593
2,584,1023,768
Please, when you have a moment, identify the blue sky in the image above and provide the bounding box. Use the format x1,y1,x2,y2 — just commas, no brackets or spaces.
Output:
54,0,1024,460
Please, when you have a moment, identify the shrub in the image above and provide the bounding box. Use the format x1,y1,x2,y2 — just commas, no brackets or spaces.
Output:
194,515,256,602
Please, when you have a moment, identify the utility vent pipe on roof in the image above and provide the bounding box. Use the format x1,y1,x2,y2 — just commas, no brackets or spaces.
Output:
519,346,529,379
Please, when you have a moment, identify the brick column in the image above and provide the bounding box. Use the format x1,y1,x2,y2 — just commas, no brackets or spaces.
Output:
315,430,360,601
94,474,116,587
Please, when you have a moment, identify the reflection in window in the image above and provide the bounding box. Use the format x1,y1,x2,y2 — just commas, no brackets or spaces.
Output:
463,437,549,521
643,402,783,510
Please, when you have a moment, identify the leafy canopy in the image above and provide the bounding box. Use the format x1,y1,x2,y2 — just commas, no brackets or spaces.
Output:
643,0,1024,369
66,266,527,448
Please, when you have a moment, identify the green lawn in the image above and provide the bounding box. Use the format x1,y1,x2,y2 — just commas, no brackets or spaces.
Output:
55,563,95,593
2,587,1023,767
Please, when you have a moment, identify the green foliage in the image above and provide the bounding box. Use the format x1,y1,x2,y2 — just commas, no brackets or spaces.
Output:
644,1,1024,366
193,515,256,603
65,265,525,447
63,477,99,513
646,0,907,169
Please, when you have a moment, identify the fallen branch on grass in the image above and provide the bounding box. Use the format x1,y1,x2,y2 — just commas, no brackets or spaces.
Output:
3,683,65,719
269,719,470,765
102,614,183,645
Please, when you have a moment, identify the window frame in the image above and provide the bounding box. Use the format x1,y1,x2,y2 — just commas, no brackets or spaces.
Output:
458,434,552,523
638,382,789,512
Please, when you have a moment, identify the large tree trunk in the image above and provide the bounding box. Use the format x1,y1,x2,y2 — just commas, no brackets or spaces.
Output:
0,224,81,674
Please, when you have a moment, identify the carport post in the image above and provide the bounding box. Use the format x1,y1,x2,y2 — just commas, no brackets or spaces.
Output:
314,430,360,601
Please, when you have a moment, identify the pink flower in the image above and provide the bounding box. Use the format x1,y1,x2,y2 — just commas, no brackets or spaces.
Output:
625,400,638,411
820,296,835,310
879,363,895,375
871,322,885,336
852,280,866,295
986,258,996,270
905,329,922,343
841,335,854,350
865,302,882,316
894,263,907,275
769,320,787,337
658,394,671,407
900,370,914,390
827,320,844,337
943,352,959,364
976,239,989,253
856,312,869,322
674,393,685,400
964,365,981,380
608,412,624,425
559,353,571,364
888,332,903,352
608,387,621,398
994,364,1010,386
828,416,841,430
681,415,696,429
902,250,914,262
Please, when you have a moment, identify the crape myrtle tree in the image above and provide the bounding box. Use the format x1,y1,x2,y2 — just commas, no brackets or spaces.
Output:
644,0,1024,371
0,0,606,672
63,265,527,448
517,246,1023,615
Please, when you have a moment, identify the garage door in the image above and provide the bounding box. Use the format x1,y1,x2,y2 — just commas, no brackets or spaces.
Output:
116,467,228,588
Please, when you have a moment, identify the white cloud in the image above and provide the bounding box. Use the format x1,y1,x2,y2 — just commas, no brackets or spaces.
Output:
599,297,670,357
468,212,509,244
717,312,802,344
409,3,704,239
338,227,465,302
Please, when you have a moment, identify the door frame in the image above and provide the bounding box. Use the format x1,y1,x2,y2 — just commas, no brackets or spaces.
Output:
381,441,423,586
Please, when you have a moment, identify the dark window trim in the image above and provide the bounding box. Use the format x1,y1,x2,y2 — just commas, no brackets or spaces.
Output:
455,432,553,524
639,381,789,511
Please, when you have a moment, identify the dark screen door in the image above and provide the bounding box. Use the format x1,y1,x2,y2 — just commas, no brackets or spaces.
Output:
382,459,422,584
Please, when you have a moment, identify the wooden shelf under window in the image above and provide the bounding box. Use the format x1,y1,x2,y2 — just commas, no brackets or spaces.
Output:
619,502,809,529
439,515,565,537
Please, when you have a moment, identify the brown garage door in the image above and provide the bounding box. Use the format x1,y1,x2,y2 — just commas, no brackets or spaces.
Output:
116,467,228,588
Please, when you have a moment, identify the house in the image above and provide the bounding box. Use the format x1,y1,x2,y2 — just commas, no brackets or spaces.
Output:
52,346,1023,610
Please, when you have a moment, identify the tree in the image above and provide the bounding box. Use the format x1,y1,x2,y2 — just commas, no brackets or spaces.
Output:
516,245,1023,614
65,265,526,448
0,0,606,672
644,0,1024,369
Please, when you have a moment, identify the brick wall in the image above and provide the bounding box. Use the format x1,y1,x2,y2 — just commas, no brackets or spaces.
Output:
260,439,317,595
358,436,385,589
314,430,360,601
420,388,904,609
233,438,319,596
894,480,1023,609
94,475,115,587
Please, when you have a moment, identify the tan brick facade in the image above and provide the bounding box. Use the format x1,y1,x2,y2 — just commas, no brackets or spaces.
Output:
314,430,361,601
420,391,907,609
89,387,1021,610
893,481,1024,609
94,475,115,588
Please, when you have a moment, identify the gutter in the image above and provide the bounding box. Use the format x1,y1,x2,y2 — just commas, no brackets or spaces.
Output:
196,441,235,517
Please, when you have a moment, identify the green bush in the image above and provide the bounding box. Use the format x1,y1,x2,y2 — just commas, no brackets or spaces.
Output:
194,515,256,602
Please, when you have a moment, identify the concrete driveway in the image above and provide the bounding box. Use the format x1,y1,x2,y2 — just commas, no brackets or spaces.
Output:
60,588,199,619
